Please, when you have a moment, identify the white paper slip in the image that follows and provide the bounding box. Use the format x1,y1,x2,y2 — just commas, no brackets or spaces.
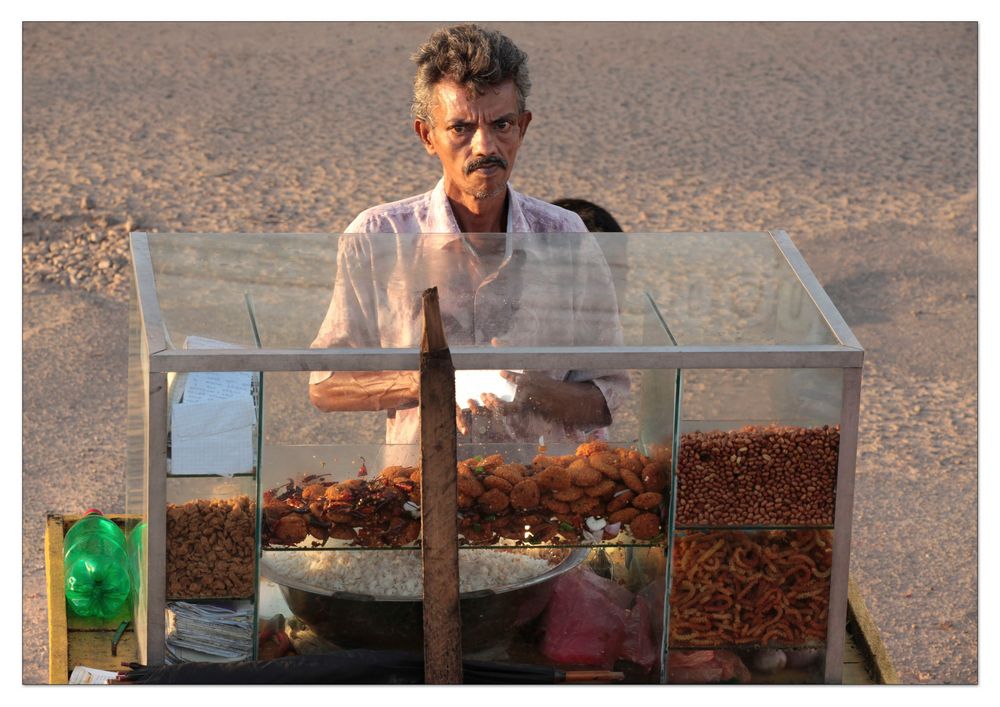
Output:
171,427,254,475
182,371,254,404
69,666,120,684
172,397,256,437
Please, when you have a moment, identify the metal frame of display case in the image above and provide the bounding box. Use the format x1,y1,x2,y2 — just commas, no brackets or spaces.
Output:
129,229,862,683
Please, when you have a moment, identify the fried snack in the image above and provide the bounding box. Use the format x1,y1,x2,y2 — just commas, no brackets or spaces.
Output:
568,459,603,487
552,486,585,502
629,512,662,540
493,463,527,485
483,475,514,493
621,468,645,494
570,496,602,516
676,425,839,526
585,478,617,498
632,492,663,510
301,483,330,503
263,444,669,551
480,454,505,471
607,490,635,513
543,497,572,514
616,448,646,473
576,440,610,457
532,454,560,471
670,530,832,647
588,451,621,479
457,473,486,498
379,465,415,481
608,507,640,525
325,479,365,503
477,488,511,514
510,479,541,510
271,514,309,545
536,465,572,491
328,524,358,541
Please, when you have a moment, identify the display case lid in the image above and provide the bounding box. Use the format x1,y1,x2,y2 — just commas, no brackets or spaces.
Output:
132,231,861,371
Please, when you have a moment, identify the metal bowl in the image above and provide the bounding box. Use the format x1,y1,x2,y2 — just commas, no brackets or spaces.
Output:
261,547,589,652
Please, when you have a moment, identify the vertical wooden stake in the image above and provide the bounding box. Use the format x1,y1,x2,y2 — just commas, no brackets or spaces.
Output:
419,287,463,684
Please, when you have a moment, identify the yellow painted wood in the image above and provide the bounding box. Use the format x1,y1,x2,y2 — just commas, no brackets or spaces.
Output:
45,514,69,684
67,631,137,674
46,513,142,684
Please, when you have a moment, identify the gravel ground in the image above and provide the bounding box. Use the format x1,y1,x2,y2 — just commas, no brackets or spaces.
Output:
22,21,977,684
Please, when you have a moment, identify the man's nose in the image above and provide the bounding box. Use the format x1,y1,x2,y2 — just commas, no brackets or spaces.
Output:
471,125,496,155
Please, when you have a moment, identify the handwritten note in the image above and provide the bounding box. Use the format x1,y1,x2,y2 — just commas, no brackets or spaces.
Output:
182,371,254,404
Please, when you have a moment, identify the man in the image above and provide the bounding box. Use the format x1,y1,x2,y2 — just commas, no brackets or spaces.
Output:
309,24,627,446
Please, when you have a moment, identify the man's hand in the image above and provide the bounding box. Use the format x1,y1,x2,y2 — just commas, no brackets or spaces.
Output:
472,370,612,430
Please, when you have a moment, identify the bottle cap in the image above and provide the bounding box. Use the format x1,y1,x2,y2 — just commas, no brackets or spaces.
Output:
82,509,103,517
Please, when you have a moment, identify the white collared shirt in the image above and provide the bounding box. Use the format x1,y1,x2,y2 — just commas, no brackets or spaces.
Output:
310,179,629,446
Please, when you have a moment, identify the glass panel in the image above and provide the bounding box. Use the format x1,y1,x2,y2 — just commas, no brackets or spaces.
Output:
675,369,842,530
629,232,838,346
165,367,262,478
666,529,831,684
164,477,257,601
458,545,667,683
144,232,840,351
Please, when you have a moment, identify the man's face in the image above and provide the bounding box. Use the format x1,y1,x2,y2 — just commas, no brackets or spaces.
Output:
416,78,532,203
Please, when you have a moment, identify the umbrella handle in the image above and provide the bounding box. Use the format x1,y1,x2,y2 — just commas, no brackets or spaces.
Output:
562,670,626,683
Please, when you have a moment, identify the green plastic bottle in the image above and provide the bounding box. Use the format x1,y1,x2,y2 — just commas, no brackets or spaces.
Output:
63,510,131,619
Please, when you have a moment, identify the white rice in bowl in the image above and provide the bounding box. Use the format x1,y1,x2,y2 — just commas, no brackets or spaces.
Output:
263,548,559,597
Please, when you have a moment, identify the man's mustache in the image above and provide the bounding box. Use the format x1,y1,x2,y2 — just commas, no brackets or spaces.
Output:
464,156,508,175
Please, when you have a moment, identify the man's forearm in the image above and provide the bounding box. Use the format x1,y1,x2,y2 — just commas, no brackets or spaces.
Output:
522,379,612,428
309,371,420,412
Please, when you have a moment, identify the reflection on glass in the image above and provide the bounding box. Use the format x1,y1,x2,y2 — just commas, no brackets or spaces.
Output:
455,546,667,683
145,232,839,350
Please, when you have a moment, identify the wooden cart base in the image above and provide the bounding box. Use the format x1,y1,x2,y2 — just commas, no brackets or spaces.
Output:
45,513,897,685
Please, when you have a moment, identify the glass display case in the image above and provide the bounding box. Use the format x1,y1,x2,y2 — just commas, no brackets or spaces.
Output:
127,230,862,684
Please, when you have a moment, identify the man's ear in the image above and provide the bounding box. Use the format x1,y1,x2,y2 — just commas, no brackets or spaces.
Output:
517,111,532,140
415,119,436,155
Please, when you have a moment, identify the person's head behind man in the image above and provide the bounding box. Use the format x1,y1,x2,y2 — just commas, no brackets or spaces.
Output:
412,24,533,224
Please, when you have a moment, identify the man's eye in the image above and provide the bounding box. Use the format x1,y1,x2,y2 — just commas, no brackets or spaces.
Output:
496,120,511,130
451,125,467,134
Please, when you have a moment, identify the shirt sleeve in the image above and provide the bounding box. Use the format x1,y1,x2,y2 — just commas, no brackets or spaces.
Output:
564,233,630,421
308,219,382,384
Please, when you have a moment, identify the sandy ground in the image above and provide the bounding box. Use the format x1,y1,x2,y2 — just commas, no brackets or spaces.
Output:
22,22,977,684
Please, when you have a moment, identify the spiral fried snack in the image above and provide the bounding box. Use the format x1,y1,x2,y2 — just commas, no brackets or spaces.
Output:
670,530,832,647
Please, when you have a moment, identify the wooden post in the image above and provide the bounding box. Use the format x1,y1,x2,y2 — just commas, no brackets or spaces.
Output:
419,287,463,684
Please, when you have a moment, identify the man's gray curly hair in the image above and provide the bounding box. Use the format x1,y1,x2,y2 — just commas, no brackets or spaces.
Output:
411,24,531,125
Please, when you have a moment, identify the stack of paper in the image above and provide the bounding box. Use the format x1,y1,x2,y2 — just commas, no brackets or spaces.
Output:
169,336,258,476
165,601,254,664
69,666,120,684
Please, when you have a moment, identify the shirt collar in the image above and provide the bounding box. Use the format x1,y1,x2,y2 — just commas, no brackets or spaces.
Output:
428,177,529,240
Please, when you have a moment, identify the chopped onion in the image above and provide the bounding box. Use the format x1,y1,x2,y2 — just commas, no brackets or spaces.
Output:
585,516,607,532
